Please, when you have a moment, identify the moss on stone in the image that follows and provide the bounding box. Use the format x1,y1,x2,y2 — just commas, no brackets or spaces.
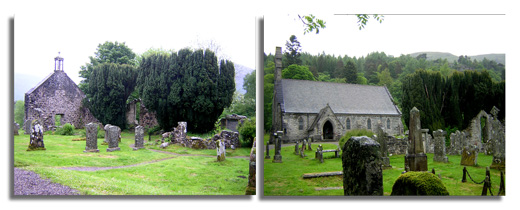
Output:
391,171,449,196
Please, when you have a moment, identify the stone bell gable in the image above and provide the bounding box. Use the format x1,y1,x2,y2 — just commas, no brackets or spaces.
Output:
24,55,98,132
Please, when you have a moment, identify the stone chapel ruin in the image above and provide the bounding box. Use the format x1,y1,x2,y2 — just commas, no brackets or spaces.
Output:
24,54,98,132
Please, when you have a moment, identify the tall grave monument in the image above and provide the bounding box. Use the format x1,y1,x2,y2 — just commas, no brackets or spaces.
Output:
404,107,428,171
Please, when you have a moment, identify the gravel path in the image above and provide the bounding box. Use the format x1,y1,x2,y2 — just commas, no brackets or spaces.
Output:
14,168,80,195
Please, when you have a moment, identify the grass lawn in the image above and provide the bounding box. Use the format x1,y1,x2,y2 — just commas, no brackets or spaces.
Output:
14,129,251,195
263,141,505,196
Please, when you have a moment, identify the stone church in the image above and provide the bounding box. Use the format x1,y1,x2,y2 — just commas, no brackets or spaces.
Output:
24,54,98,132
271,47,403,143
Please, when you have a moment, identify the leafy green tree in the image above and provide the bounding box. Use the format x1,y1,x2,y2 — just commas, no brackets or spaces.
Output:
263,74,274,131
14,100,25,126
299,14,384,34
137,49,235,133
222,70,256,118
344,60,358,84
85,63,137,129
284,35,302,67
238,117,256,147
377,68,393,87
333,59,344,78
79,41,137,92
282,64,315,81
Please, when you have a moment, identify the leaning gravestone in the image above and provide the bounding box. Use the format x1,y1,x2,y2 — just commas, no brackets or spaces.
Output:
103,124,111,145
433,129,448,163
272,131,283,163
460,146,478,166
84,123,99,153
404,107,428,171
27,120,45,151
133,125,145,150
342,136,383,196
106,125,121,152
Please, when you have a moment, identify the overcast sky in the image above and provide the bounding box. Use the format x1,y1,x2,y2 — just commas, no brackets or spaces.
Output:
264,13,507,58
15,1,256,85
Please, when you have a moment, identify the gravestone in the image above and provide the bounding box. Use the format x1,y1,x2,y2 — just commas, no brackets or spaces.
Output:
376,124,391,169
273,131,283,163
460,146,478,166
307,139,312,151
217,139,226,161
84,122,99,153
27,120,45,151
300,141,307,158
133,125,145,150
106,125,121,152
342,136,383,196
245,137,256,195
404,107,428,171
14,122,19,135
316,144,324,163
489,107,505,170
265,140,271,159
294,140,300,155
103,124,111,145
433,129,448,163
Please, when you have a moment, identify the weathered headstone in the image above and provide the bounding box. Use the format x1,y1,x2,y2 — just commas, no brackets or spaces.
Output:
14,122,20,135
391,171,449,196
265,140,271,159
133,125,145,151
316,144,324,163
342,136,383,196
217,139,226,161
489,107,505,170
106,125,121,152
84,123,99,153
245,138,256,195
460,146,478,166
294,140,300,155
375,124,391,169
404,107,428,172
103,124,111,145
433,129,448,163
27,120,46,151
272,131,283,163
300,141,307,158
160,142,169,148
307,139,312,151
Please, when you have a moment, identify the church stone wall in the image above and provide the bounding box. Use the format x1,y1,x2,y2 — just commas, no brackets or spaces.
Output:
282,112,402,143
24,71,98,131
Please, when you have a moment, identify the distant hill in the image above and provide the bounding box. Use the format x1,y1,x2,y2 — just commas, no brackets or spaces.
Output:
234,64,255,94
408,52,505,64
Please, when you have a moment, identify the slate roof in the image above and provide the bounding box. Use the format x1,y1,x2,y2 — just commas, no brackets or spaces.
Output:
279,79,401,115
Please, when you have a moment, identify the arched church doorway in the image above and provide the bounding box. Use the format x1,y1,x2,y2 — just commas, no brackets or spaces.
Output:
323,120,334,140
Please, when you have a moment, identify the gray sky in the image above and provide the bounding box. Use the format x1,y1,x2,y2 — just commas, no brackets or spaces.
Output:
265,13,507,58
15,1,256,85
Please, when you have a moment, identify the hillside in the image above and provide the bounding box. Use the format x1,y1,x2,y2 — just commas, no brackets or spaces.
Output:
234,63,255,94
409,52,505,64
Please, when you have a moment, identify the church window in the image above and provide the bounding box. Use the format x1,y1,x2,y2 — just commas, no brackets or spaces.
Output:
346,118,351,130
298,117,304,130
367,118,372,130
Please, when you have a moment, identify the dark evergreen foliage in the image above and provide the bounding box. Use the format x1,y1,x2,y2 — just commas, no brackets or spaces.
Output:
85,63,137,129
136,49,235,133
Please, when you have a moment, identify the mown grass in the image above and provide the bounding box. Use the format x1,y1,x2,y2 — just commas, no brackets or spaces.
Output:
263,142,505,196
14,129,250,195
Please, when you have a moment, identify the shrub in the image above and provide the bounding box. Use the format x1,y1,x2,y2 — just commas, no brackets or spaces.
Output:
238,117,256,147
391,171,449,196
339,129,375,149
56,123,75,136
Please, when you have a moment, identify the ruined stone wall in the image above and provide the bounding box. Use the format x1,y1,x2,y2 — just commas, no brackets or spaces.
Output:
126,100,137,128
24,71,98,131
139,102,159,129
386,136,407,155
